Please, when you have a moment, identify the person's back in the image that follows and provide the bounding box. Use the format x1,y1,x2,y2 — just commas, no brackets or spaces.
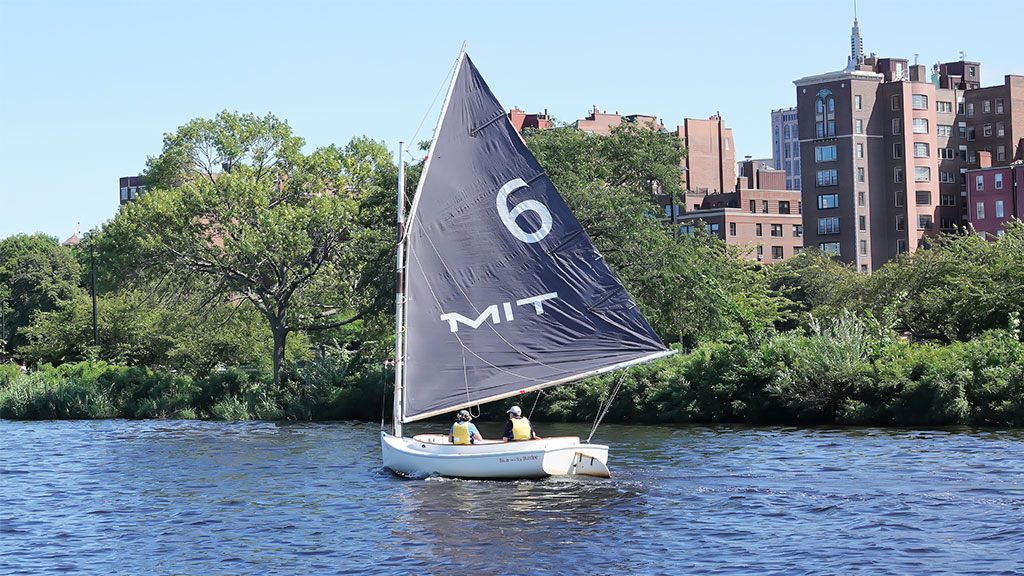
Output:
449,409,482,445
502,405,540,441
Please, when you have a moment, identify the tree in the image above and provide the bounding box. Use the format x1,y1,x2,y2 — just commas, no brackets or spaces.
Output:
0,234,84,355
100,111,394,386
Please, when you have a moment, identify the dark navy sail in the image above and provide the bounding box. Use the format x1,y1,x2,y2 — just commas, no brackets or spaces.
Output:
402,53,669,422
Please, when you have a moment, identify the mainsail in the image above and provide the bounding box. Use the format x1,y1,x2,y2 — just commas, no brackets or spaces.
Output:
402,53,670,422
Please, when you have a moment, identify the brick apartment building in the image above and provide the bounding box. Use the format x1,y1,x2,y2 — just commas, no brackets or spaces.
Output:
508,108,552,131
794,14,1024,271
966,149,1024,238
676,160,802,263
119,176,146,205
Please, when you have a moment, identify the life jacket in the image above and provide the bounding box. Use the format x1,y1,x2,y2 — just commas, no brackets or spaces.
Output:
511,417,533,440
452,422,471,445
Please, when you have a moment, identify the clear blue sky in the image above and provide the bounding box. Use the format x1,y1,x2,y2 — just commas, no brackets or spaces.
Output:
2,0,1021,241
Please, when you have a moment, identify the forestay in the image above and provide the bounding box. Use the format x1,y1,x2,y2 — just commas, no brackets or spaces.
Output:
402,53,670,422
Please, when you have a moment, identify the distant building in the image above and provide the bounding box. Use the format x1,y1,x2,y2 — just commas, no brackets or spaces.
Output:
508,108,552,132
676,115,736,195
574,106,623,136
119,176,146,205
966,153,1024,238
676,159,803,263
61,223,81,247
770,107,801,191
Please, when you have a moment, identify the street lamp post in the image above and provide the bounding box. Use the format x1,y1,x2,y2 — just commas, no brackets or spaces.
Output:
91,243,98,347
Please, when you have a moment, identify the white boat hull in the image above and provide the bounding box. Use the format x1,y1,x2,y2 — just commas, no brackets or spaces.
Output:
381,432,610,479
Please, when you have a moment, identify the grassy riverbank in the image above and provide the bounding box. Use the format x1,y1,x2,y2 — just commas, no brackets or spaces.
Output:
4,312,1022,426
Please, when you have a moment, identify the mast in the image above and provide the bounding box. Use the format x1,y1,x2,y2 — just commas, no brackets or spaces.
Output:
393,141,406,437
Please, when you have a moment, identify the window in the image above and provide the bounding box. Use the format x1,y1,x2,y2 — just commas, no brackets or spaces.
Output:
894,166,903,183
983,100,991,113
913,118,929,134
996,200,1005,218
995,174,1003,190
784,125,790,139
859,215,866,231
756,223,763,236
938,148,955,159
860,240,868,255
772,246,784,260
892,118,902,135
816,169,838,187
941,217,957,230
818,194,839,209
915,167,931,182
750,200,756,213
891,95,901,110
976,175,984,191
916,190,931,205
918,215,933,230
793,224,803,237
858,167,865,182
709,223,720,234
771,224,783,237
779,201,791,214
762,200,769,214
730,222,737,236
856,119,864,134
976,202,985,220
893,143,903,158
914,143,929,158
896,214,906,231
959,124,967,138
997,122,1005,137
897,239,908,253
940,171,956,183
997,146,1006,161
912,94,928,110
937,125,952,137
895,190,906,207
996,98,1004,113
937,101,953,113
815,145,837,162
756,245,764,260
858,191,865,207
983,124,993,137
854,95,862,110
968,127,976,141
941,193,956,206
820,242,841,255
857,143,864,158
815,90,836,138
967,103,975,117
818,217,840,235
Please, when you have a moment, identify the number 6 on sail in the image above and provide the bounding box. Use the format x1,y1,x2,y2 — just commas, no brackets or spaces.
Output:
382,47,675,479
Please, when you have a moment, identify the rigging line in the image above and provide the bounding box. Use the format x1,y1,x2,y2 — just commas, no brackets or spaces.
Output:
587,370,628,443
418,227,573,375
527,389,543,419
407,241,557,384
407,57,459,149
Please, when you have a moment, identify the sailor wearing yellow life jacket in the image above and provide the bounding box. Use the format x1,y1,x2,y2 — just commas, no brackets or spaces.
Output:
448,409,483,445
502,405,540,442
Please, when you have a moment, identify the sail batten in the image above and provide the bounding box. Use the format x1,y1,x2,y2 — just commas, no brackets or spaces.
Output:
402,53,670,422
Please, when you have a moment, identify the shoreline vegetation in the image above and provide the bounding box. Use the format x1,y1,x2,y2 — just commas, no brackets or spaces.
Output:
3,113,1024,427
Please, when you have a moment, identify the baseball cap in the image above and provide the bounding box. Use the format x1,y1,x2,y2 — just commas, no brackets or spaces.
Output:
507,405,522,416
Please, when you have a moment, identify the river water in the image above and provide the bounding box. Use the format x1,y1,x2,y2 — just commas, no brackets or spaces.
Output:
1,419,1021,575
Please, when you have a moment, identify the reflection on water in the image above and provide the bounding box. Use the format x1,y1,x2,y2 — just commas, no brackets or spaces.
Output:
1,420,1022,575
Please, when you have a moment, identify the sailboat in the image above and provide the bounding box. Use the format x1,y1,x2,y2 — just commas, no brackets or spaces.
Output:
381,49,674,479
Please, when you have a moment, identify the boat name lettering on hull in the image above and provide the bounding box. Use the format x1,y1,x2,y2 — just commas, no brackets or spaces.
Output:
498,454,540,463
440,292,557,332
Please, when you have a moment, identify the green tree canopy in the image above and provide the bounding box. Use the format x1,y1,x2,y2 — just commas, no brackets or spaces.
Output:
99,111,395,385
0,233,84,355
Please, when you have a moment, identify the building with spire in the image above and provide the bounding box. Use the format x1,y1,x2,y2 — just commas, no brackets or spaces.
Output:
794,10,986,271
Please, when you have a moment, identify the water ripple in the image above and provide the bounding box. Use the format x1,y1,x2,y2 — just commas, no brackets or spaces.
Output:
1,420,1023,575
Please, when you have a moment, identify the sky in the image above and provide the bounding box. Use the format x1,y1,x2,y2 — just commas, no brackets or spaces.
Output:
2,0,1022,241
